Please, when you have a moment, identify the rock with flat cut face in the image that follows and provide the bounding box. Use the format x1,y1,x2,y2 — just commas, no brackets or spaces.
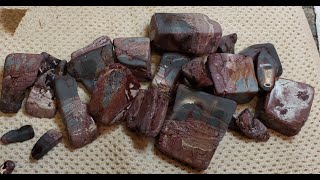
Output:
88,63,140,125
217,33,237,53
126,88,169,137
67,36,115,93
258,78,314,136
208,53,259,104
55,75,98,148
150,13,222,55
156,84,237,170
0,53,43,113
113,37,152,81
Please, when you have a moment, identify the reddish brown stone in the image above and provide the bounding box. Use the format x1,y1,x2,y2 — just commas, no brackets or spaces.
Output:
217,33,237,53
208,53,259,104
55,60,67,77
113,37,152,81
259,78,314,136
0,53,43,113
150,13,222,55
39,52,61,74
0,160,15,174
88,63,140,125
126,88,169,137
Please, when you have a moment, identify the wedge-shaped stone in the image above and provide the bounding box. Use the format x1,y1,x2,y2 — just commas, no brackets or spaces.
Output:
217,33,237,53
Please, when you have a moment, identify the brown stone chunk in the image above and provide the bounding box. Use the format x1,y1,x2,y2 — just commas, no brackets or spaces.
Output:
0,53,43,113
126,88,169,137
39,52,61,74
55,60,67,77
217,33,237,53
259,78,314,136
113,37,152,81
88,63,140,125
0,160,15,174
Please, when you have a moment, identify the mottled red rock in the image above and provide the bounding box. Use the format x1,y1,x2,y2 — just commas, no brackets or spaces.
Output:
157,84,237,170
113,37,152,81
258,78,314,136
1,125,34,144
0,160,15,174
31,129,62,160
55,75,98,148
217,33,237,53
0,53,43,113
25,70,57,118
150,13,222,55
39,52,61,74
208,53,259,104
181,57,213,88
88,63,140,125
126,88,169,137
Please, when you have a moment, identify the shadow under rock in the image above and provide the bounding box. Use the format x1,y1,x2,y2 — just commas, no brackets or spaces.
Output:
122,123,151,150
0,8,28,35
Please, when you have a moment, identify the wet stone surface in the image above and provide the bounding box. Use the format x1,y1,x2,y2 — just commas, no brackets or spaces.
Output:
88,63,140,125
114,37,152,81
149,13,222,55
1,125,35,144
0,53,44,113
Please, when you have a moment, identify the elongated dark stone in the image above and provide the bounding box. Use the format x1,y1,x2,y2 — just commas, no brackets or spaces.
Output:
39,52,61,74
113,37,152,81
156,84,237,170
217,33,237,53
181,57,213,88
208,53,259,104
1,125,35,144
55,60,67,77
55,75,98,148
258,78,314,136
126,88,169,137
150,13,222,55
25,70,57,118
0,53,43,113
68,36,115,93
88,64,140,125
151,53,190,96
31,129,62,160
0,160,15,174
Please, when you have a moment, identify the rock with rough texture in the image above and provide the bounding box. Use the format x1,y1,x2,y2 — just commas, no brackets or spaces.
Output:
55,75,98,148
55,60,67,77
0,53,43,113
152,53,190,96
149,13,222,55
157,84,237,170
126,88,169,137
217,33,237,53
208,53,259,104
1,125,34,144
31,129,62,160
39,52,61,74
25,70,57,118
235,108,270,141
113,37,152,81
0,160,15,174
68,36,115,93
88,63,140,125
181,57,213,88
258,78,314,136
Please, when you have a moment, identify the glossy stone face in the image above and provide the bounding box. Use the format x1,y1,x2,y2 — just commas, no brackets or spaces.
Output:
31,129,62,160
55,75,98,148
156,84,237,170
0,53,43,113
126,88,169,137
181,57,213,88
25,70,57,118
1,125,35,144
0,160,15,174
208,53,259,104
39,52,61,74
150,13,222,55
68,36,115,93
151,53,190,96
217,33,237,53
235,108,270,141
259,78,314,136
113,37,152,81
88,63,140,125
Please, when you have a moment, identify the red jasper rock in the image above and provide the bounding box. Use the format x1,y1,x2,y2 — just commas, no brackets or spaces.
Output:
149,13,222,55
0,160,15,174
181,57,213,88
217,33,237,53
113,37,152,81
208,53,259,104
258,78,314,136
88,63,140,125
126,88,169,137
0,53,43,113
39,52,61,74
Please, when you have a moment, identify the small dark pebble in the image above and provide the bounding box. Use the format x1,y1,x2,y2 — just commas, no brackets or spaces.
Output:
0,160,15,174
1,125,35,144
